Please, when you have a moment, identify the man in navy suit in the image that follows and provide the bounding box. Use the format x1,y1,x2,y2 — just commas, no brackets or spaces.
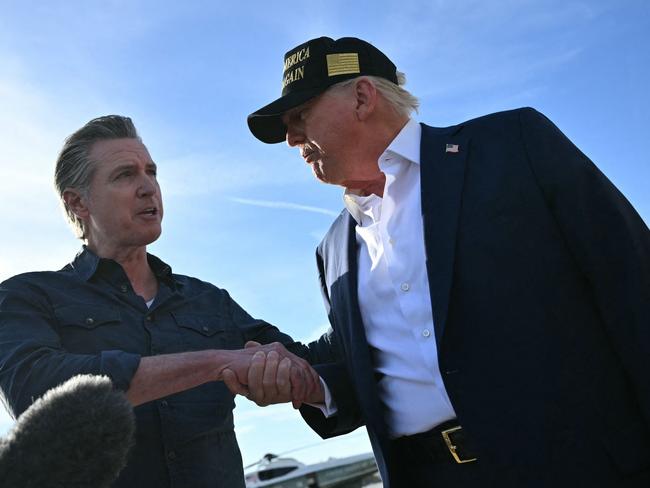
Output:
245,36,650,487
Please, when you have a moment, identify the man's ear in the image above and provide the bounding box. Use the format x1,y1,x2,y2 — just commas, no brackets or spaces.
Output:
63,189,90,221
353,77,378,121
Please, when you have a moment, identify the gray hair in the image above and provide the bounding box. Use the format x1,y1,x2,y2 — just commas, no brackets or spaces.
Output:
54,115,140,239
330,71,419,117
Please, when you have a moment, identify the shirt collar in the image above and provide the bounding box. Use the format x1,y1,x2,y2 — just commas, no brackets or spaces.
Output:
71,246,175,285
344,192,382,226
343,118,421,224
381,117,422,167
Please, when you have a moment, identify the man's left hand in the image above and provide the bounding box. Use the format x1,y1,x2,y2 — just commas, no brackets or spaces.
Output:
223,341,323,408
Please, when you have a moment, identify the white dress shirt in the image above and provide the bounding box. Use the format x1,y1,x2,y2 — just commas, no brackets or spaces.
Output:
341,118,456,438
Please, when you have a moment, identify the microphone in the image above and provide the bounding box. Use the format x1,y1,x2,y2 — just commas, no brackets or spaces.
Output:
0,375,135,488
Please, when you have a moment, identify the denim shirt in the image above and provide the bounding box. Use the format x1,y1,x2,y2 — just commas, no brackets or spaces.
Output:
0,247,306,487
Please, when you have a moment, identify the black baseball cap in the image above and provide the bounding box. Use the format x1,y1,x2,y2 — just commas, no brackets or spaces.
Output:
247,36,398,144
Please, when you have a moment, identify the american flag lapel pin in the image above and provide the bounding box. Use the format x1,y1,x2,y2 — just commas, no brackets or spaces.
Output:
445,143,459,153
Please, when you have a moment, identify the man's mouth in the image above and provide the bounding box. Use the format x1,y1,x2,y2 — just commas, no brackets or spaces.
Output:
138,207,158,216
301,148,317,163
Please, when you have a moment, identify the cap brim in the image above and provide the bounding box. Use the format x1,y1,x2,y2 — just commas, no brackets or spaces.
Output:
247,87,323,144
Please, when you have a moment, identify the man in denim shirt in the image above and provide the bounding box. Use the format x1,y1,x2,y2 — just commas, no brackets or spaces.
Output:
0,115,322,487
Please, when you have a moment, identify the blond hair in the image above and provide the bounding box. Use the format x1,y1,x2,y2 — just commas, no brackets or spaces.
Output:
330,71,419,117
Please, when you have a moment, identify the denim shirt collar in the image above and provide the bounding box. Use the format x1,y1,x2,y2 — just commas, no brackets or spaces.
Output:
70,246,176,287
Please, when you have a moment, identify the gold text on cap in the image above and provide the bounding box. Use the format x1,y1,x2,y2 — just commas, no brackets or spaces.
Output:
282,47,311,89
282,66,305,89
284,47,310,71
326,53,360,77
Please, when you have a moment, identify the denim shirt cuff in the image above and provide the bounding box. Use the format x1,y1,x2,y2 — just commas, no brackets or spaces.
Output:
99,350,141,391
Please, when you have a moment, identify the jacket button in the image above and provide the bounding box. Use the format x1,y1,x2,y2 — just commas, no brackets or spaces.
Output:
85,317,94,325
167,451,177,461
202,326,209,333
120,284,128,293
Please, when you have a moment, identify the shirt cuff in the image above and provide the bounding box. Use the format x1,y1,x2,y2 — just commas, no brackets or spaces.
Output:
99,350,141,391
306,377,338,418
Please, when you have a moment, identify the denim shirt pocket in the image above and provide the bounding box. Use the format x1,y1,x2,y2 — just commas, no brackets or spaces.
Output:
54,304,122,352
171,312,244,350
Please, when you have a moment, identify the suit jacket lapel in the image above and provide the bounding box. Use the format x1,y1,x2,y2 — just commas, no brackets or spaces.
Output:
322,212,372,362
419,123,469,343
340,214,375,368
321,211,354,288
323,211,389,439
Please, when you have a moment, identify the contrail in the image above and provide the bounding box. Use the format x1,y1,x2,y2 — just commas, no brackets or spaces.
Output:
229,197,339,217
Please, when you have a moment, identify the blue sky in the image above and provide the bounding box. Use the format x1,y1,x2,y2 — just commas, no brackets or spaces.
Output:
1,0,648,468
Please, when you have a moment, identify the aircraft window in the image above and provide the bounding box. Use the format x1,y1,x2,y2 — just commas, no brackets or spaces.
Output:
258,466,298,480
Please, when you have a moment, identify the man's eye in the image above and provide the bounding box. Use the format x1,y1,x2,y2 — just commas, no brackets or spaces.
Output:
116,171,132,180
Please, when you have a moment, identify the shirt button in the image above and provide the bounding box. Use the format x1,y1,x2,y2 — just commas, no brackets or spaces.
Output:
145,315,153,322
389,238,395,246
202,326,209,333
160,400,168,407
167,451,177,461
400,282,410,292
120,284,128,293
422,329,431,338
85,317,94,325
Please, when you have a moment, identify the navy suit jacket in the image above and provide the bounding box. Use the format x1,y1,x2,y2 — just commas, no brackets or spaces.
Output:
301,107,650,487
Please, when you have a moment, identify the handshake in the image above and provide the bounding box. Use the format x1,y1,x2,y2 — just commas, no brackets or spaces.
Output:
217,341,324,409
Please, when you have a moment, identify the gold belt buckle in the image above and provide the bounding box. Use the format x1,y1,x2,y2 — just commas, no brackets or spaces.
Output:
441,426,478,464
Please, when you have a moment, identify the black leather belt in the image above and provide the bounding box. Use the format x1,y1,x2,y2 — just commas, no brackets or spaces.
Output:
392,419,478,464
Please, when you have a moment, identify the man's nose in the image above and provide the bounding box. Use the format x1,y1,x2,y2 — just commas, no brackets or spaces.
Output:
286,124,305,147
137,175,156,197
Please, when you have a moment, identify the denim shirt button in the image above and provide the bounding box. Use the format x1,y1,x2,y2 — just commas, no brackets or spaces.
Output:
85,317,94,325
120,284,128,293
